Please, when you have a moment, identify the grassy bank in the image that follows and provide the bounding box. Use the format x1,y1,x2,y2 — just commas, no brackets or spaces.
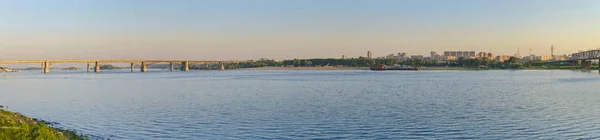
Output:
0,109,87,140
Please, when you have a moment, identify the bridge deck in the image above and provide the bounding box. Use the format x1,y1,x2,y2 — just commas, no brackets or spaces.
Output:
0,60,250,64
571,50,600,60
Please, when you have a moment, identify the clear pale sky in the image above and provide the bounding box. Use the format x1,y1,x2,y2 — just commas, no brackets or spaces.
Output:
1,0,599,60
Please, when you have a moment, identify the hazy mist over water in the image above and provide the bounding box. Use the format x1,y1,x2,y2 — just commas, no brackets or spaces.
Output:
1,70,600,139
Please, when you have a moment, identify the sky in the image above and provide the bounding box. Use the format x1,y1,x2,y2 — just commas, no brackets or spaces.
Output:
1,0,600,60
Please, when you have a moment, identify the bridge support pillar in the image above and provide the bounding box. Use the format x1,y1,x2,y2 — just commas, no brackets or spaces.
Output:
585,61,592,68
40,63,45,73
94,62,100,73
141,62,147,72
169,63,174,71
87,63,91,72
131,63,135,72
181,61,189,71
220,62,225,70
43,61,50,73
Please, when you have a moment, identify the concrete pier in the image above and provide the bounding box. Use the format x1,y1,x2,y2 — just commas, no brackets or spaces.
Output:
94,62,100,73
584,61,592,68
87,63,91,72
131,63,135,72
169,63,174,71
40,63,45,73
181,61,189,71
43,61,50,73
220,62,225,70
141,62,147,72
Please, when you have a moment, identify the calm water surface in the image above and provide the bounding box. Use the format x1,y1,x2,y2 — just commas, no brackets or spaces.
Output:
1,70,600,139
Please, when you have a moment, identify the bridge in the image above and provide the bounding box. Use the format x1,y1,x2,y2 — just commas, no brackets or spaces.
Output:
0,59,250,73
570,49,600,69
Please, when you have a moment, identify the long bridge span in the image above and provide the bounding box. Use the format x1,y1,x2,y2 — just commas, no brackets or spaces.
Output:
570,49,600,70
0,59,251,73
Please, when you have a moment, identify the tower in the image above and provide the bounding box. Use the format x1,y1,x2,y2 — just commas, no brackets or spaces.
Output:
551,44,555,57
515,47,521,58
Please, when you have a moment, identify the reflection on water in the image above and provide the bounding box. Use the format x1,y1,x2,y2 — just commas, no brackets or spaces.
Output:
1,70,600,139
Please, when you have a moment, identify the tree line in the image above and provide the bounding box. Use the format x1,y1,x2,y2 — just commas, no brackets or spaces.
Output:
213,56,589,69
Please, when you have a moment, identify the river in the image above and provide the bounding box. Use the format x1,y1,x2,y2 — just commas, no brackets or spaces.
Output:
1,70,599,139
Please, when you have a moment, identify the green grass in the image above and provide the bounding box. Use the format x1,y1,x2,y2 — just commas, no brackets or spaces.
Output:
0,109,87,140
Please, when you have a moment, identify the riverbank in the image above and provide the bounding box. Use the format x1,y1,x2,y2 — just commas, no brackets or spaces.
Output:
241,66,598,71
420,67,498,70
242,66,370,70
0,108,87,140
421,66,599,71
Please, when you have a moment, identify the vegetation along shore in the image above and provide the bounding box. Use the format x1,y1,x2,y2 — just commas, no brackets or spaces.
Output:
0,106,87,140
226,57,599,71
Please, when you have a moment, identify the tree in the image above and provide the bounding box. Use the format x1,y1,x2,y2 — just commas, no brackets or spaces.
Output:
305,61,312,67
429,60,438,67
473,58,482,67
507,57,518,64
481,57,490,66
495,62,505,69
458,57,466,67
293,59,300,67
413,58,423,66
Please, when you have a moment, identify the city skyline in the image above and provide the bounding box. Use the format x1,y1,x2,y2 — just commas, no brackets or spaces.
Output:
1,0,600,60
364,46,573,60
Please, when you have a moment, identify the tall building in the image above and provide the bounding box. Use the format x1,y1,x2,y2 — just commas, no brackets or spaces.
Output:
487,53,494,59
478,52,488,58
397,52,409,60
342,55,347,59
444,51,476,59
367,51,372,58
496,55,511,62
411,55,424,60
535,56,552,61
385,54,395,59
431,51,442,61
523,55,536,61
444,56,457,60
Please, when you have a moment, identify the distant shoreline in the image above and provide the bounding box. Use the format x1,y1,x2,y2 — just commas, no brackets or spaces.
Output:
241,67,370,70
240,66,599,71
4,67,598,72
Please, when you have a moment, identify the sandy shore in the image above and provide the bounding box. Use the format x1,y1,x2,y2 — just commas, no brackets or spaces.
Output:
242,67,370,70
